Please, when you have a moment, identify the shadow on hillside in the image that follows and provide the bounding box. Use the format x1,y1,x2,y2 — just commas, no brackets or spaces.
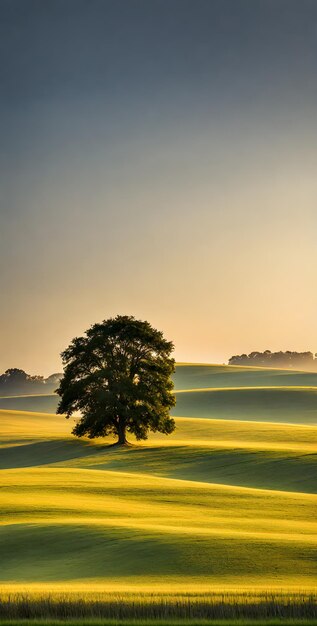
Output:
0,395,59,413
84,443,317,494
172,387,317,425
1,438,317,494
0,438,104,469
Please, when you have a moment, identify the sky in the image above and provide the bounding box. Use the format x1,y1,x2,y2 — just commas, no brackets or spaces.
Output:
1,0,317,375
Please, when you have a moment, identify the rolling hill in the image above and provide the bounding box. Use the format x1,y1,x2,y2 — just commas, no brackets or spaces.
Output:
0,363,316,595
1,410,316,493
1,465,316,590
1,363,317,426
174,363,317,389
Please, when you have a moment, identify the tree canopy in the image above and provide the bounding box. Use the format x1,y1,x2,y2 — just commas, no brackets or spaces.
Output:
56,315,176,445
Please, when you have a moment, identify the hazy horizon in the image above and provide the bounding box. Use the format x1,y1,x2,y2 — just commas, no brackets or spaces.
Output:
2,345,317,379
1,0,317,375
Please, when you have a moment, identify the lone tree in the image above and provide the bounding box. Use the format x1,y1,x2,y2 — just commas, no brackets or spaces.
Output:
56,315,176,445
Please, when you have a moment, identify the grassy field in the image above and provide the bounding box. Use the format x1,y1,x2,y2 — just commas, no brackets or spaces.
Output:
1,465,316,585
0,616,317,626
174,364,317,389
1,594,317,622
0,394,59,413
1,410,316,492
1,386,317,425
0,364,316,621
173,387,317,424
1,364,317,426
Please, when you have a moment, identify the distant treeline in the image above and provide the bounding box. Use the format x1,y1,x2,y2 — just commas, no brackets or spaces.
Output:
0,368,62,396
229,350,317,370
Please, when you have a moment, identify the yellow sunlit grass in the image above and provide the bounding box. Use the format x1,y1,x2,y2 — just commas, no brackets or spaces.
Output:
1,466,316,591
1,362,316,600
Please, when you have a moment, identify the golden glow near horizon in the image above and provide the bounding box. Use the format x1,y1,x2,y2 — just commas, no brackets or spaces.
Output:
1,141,316,376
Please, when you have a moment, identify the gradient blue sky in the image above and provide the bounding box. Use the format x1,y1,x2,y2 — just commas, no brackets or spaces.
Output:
1,0,317,374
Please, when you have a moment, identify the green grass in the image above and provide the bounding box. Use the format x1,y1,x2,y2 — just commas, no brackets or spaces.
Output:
1,411,316,493
1,410,316,590
1,617,317,624
0,394,59,413
1,466,316,585
1,386,317,425
174,364,317,390
67,444,317,493
1,364,317,426
0,363,316,607
0,591,316,621
173,386,317,425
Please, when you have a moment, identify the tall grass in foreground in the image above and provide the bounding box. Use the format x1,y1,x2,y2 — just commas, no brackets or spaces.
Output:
1,621,317,626
0,593,316,620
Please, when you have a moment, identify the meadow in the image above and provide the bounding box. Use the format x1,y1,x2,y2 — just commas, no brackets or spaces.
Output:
2,364,317,425
0,364,316,622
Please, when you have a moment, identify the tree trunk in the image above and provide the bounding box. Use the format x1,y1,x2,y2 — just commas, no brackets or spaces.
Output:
117,420,127,445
